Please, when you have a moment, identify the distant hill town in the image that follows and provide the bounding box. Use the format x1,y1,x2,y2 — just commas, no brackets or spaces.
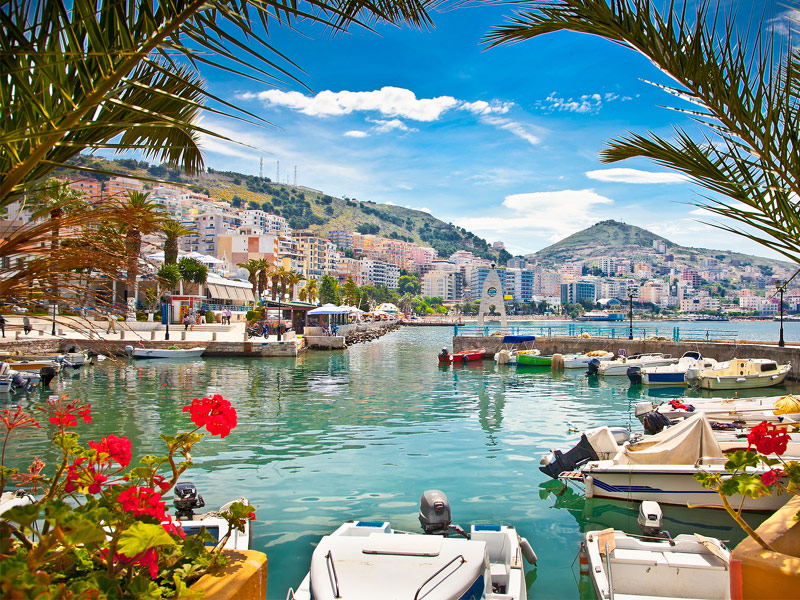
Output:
17,157,798,317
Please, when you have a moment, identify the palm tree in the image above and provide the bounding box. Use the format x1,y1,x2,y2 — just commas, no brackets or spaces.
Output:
257,259,274,302
284,270,304,302
302,279,319,304
111,191,168,319
161,220,195,265
269,265,288,301
237,259,262,307
298,287,309,302
487,1,800,264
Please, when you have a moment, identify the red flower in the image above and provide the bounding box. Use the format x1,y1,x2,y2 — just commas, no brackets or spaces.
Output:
103,547,161,579
761,468,784,487
117,486,167,520
63,458,108,494
151,474,172,492
248,512,256,521
0,407,40,431
89,435,132,468
49,413,77,428
747,421,790,455
183,394,237,438
161,519,186,539
41,395,91,431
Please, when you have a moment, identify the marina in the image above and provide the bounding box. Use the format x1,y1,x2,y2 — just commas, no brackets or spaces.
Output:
3,324,798,598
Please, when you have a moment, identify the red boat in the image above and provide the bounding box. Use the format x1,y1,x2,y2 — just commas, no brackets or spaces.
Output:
438,347,486,363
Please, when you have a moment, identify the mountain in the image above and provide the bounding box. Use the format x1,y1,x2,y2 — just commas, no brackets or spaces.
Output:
61,156,510,264
528,220,792,273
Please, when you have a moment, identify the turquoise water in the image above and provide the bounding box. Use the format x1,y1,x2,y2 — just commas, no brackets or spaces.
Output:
3,325,797,599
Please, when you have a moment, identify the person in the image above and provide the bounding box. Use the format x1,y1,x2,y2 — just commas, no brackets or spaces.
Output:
23,315,32,335
225,308,232,325
200,311,206,325
439,348,449,361
105,314,116,334
0,313,5,337
182,314,190,331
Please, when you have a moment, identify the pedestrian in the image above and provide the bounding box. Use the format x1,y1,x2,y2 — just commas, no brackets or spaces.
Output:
200,311,206,325
0,313,5,337
183,314,190,331
105,314,117,333
23,315,31,335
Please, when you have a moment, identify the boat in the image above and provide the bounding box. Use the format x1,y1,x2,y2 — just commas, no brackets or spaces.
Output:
516,350,551,366
634,395,800,427
494,335,536,365
544,413,793,511
171,481,250,551
5,358,60,372
689,358,791,390
627,352,719,386
576,310,625,321
125,345,206,359
591,353,677,376
0,351,88,368
438,347,485,363
287,490,536,600
562,350,615,369
584,502,734,600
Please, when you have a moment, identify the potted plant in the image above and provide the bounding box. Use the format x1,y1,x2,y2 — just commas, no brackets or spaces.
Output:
0,393,257,598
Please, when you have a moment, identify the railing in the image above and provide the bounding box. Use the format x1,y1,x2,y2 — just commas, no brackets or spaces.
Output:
453,323,739,342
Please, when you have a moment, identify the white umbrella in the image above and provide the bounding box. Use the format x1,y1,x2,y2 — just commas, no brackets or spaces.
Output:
308,303,352,315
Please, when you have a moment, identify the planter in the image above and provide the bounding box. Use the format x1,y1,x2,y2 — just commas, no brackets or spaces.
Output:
731,495,800,599
190,550,267,600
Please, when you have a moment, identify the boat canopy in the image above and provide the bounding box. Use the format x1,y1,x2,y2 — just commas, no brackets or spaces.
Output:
501,335,536,344
618,413,723,465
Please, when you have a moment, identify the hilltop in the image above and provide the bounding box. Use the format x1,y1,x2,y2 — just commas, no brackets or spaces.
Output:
61,156,511,264
527,220,792,272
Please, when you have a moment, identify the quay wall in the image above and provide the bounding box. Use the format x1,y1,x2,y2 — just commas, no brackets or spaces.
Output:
453,335,800,381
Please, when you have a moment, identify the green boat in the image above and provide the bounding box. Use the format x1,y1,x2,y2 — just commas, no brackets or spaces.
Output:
516,350,552,366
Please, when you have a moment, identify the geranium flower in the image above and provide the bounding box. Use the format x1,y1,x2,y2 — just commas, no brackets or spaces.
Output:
182,394,237,438
161,518,186,539
0,407,40,431
747,421,790,455
117,486,167,520
63,457,108,494
761,468,784,487
89,435,132,468
41,395,91,431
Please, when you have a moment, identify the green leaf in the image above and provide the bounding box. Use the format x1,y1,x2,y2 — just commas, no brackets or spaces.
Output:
117,522,176,557
2,503,42,528
724,450,760,471
171,574,205,599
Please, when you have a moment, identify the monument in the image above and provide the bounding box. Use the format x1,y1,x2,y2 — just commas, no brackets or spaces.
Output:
476,264,507,329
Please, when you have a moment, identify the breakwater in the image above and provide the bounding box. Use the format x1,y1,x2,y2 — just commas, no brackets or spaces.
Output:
453,335,800,381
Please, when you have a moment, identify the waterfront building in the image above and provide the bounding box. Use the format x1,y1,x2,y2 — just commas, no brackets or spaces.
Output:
506,268,536,303
334,253,364,286
421,269,463,301
328,229,354,250
277,237,304,273
295,230,334,280
561,280,596,305
638,280,668,304
534,271,562,296
217,233,279,273
359,258,400,289
183,212,243,256
466,266,513,299
240,210,290,236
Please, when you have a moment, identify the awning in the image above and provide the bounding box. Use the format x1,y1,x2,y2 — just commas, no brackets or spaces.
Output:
206,283,226,300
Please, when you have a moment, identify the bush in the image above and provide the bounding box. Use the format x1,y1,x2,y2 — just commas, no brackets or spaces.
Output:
135,310,147,321
246,308,264,322
205,310,216,323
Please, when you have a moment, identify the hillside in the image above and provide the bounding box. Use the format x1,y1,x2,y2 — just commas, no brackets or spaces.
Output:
62,156,510,264
528,220,792,272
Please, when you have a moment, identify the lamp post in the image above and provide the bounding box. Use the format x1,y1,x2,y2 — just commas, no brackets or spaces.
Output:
777,280,786,348
164,294,171,341
51,303,57,336
627,288,637,340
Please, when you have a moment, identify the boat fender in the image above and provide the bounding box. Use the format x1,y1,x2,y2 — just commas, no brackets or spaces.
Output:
519,536,537,565
584,475,594,498
462,353,469,362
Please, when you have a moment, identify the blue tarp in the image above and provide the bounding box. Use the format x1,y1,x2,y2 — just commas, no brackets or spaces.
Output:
501,335,536,343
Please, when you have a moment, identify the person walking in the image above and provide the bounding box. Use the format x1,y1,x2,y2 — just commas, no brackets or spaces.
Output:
23,315,31,335
182,314,190,331
0,313,5,337
105,314,117,334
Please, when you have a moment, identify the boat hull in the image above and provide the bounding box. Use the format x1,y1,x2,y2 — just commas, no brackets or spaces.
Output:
641,371,687,386
132,348,206,359
440,348,485,363
517,354,552,366
698,370,789,390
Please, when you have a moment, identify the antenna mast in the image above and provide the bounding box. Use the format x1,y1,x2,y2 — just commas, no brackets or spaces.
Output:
294,166,297,186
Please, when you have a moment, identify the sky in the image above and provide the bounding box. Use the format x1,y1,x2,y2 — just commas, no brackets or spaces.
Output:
163,1,795,260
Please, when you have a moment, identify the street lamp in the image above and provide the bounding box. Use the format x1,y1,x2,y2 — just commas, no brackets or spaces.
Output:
627,288,638,340
51,303,57,336
777,280,786,348
163,294,171,341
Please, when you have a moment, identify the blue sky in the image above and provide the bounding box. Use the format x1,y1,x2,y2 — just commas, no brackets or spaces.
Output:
189,1,793,261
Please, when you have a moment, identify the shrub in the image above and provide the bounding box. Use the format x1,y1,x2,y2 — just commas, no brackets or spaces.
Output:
205,310,216,323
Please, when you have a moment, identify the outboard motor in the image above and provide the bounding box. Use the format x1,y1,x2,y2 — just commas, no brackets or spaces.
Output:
641,411,671,435
539,435,599,479
586,358,602,376
627,365,643,385
39,366,57,389
124,345,134,358
419,490,467,538
638,501,668,539
173,481,205,520
10,372,31,393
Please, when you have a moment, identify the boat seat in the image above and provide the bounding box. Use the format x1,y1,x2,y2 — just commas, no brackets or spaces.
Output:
611,548,668,566
490,562,508,581
663,552,727,570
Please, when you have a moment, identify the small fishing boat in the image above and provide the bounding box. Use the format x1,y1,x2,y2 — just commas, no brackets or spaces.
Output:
634,394,800,427
627,352,719,386
288,490,536,600
584,502,734,600
5,358,60,372
516,349,551,366
438,347,485,363
126,345,206,359
494,335,536,365
592,353,676,376
690,358,791,390
171,482,251,551
562,350,614,369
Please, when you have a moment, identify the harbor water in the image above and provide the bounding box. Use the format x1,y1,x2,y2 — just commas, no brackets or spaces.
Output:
3,322,799,598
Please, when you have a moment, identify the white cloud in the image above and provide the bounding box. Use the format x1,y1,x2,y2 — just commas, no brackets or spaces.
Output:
536,91,625,114
369,118,416,134
481,116,541,146
455,189,614,243
461,100,514,115
419,207,432,214
344,130,369,138
586,168,688,184
240,86,459,121
769,9,800,37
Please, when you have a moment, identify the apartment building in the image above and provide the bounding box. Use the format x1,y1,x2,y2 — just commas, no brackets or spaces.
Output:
240,210,290,236
560,281,596,305
421,270,462,301
295,230,334,280
360,258,400,288
216,234,279,272
328,230,354,250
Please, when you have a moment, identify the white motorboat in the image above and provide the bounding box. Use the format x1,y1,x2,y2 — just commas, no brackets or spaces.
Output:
584,502,733,600
689,358,791,390
627,352,719,386
494,335,537,365
562,350,615,369
545,413,793,511
0,362,41,393
126,345,206,359
634,395,800,426
172,482,251,551
288,490,536,600
591,353,677,376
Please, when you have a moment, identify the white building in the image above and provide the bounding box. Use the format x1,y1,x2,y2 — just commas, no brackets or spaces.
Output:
240,210,290,236
360,258,400,289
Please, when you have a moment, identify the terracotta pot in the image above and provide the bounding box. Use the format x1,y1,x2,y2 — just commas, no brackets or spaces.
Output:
190,550,267,600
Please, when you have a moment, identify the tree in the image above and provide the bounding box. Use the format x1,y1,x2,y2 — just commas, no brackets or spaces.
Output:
319,275,340,305
110,191,167,319
487,1,800,264
237,259,261,307
397,274,421,295
177,257,208,294
285,270,304,301
301,279,319,304
342,277,361,305
161,220,195,265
